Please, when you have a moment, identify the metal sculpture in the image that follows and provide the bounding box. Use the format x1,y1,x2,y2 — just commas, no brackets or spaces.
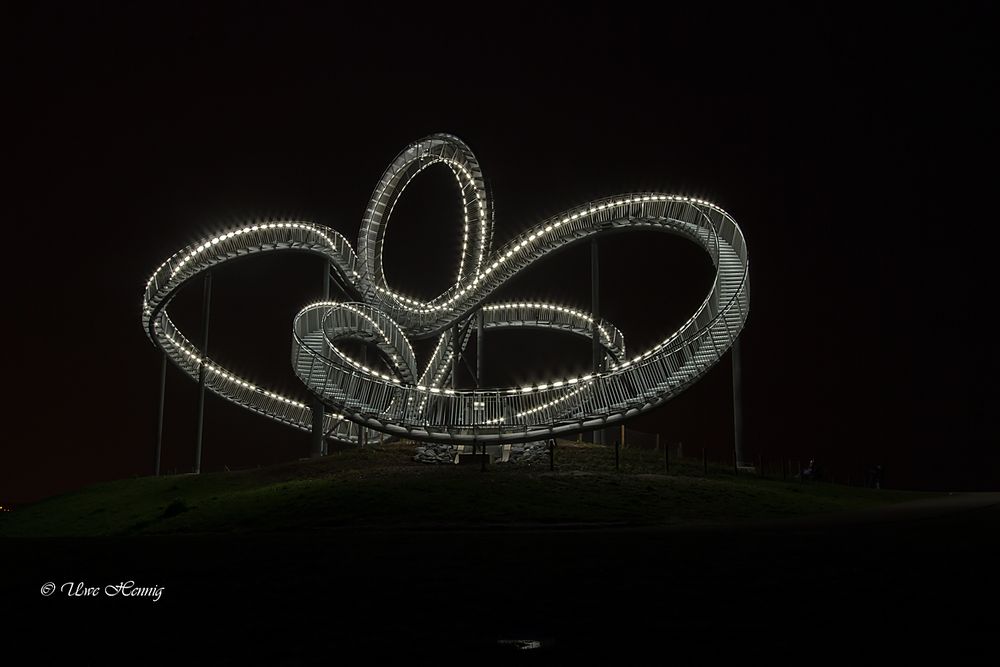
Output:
142,134,749,456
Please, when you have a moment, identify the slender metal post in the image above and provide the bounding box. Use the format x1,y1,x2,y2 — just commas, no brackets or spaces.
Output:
311,260,330,458
732,338,744,467
476,310,484,458
452,323,460,390
359,343,367,448
591,238,602,445
310,401,325,457
154,352,167,476
496,390,502,468
476,309,484,388
194,271,212,475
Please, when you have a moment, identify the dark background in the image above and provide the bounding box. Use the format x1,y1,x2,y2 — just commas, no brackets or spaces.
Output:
5,3,996,504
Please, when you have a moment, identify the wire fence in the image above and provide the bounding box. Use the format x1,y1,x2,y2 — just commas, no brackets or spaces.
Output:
345,429,889,489
503,432,887,487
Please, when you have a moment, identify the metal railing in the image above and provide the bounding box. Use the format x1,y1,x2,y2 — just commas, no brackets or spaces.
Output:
142,134,749,447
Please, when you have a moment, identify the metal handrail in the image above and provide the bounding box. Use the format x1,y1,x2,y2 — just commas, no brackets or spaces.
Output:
142,134,749,446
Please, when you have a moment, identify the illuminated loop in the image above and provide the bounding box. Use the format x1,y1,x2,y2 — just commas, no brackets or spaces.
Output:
142,134,749,445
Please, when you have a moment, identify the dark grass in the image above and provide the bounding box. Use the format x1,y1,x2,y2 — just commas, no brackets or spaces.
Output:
0,441,935,538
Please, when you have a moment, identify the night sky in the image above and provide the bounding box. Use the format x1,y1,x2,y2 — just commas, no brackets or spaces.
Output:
5,3,996,504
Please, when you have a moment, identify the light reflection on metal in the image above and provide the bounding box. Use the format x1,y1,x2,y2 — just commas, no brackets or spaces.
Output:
142,134,749,446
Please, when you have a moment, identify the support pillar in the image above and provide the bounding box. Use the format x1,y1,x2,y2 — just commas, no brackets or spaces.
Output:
154,352,166,476
359,343,367,448
476,311,484,458
476,309,484,388
732,337,744,467
194,271,212,475
591,238,602,445
310,399,326,457
311,260,330,457
452,323,460,390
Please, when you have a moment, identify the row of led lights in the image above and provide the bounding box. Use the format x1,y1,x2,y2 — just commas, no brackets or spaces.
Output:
176,313,723,429
366,194,727,316
416,144,490,284
150,195,735,417
146,233,736,436
144,219,360,299
483,302,619,347
300,302,407,384
411,330,460,413
606,296,723,370
418,332,451,387
168,269,725,420
146,192,726,319
298,299,622,399
515,382,589,418
142,221,357,301
167,222,347,280
369,154,489,303
449,161,488,285
415,302,621,394
326,344,401,384
295,301,561,424
161,330,350,417
386,371,602,396
372,191,729,324
372,159,489,308
601,214,748,369
325,326,697,398
178,280,720,425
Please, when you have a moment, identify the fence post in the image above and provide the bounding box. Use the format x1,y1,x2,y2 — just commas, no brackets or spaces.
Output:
733,451,738,475
549,439,554,472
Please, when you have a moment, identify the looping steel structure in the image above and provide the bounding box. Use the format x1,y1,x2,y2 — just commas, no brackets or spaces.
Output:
142,133,749,447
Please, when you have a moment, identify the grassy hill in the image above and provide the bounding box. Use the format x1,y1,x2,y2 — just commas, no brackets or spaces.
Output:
0,441,934,538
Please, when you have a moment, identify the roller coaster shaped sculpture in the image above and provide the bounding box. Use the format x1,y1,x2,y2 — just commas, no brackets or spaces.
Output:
142,134,749,448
